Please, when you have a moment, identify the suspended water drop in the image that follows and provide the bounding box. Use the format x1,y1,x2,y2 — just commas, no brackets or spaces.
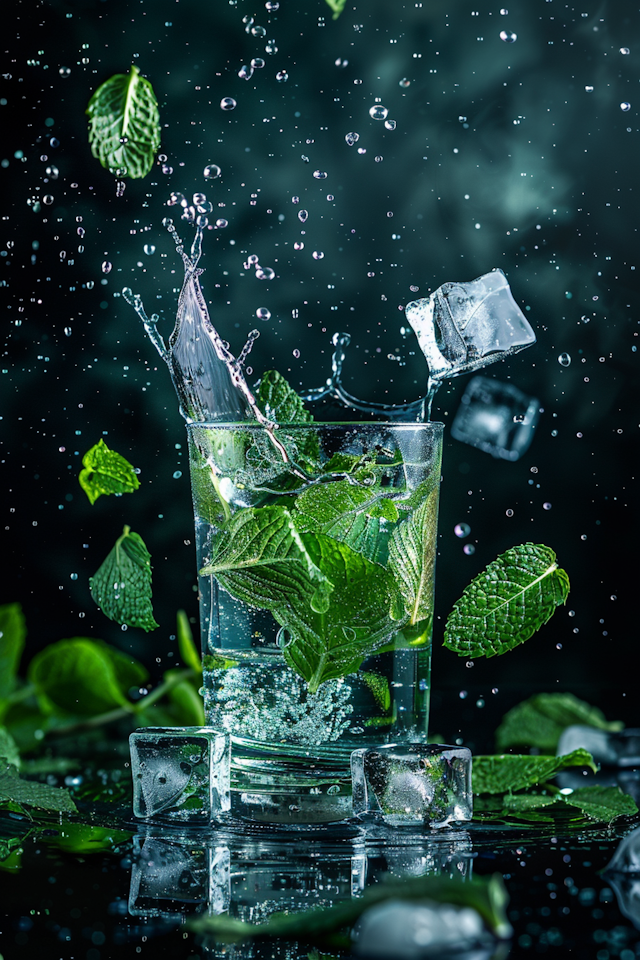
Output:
144,244,156,255
220,97,237,111
215,218,228,228
256,307,271,320
101,260,112,274
43,194,54,205
500,30,517,42
463,544,475,555
50,137,60,148
161,163,173,174
345,131,360,146
375,156,383,162
558,352,571,366
580,315,590,323
294,241,304,250
59,66,71,77
585,85,594,92
313,170,327,179
45,165,59,179
265,1,279,9
335,57,349,67
292,195,300,204
454,523,471,538
621,101,631,111
256,266,275,279
293,348,300,358
64,326,72,336
276,70,288,82
251,57,266,69
238,64,254,80
399,78,410,87
204,164,222,180
543,502,552,510
115,180,126,197
298,209,308,222
327,194,334,201
384,119,397,130
500,7,508,13
173,470,182,479
312,251,324,260
369,104,389,120
251,24,266,36
265,41,278,54
621,47,630,55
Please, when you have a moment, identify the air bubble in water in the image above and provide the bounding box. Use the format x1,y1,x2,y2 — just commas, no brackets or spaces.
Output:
64,326,72,336
115,180,126,197
463,544,475,555
251,57,265,68
45,165,59,179
558,352,571,366
384,119,397,130
265,41,278,54
102,260,112,274
313,170,327,179
399,78,410,87
621,101,631,111
369,104,388,120
327,194,334,201
251,24,266,36
500,30,517,42
144,244,156,255
312,250,324,259
220,97,237,111
173,470,182,479
500,7,508,13
276,70,288,82
345,131,360,146
43,194,54,205
543,502,552,510
298,209,308,222
375,156,383,162
215,218,228,228
294,241,304,250
204,164,222,179
454,523,471,538
620,47,630,55
50,137,60,148
256,307,271,320
238,64,254,80
256,266,275,280
293,348,300,358
265,1,279,9
59,66,71,77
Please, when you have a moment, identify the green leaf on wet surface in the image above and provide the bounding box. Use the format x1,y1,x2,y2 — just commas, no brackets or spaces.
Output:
78,439,140,505
444,543,570,658
86,65,160,178
90,525,159,632
503,785,637,823
0,763,77,813
472,749,597,795
0,602,26,702
495,692,623,752
388,485,439,624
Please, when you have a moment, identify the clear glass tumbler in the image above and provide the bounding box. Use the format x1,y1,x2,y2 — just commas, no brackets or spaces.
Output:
187,421,443,825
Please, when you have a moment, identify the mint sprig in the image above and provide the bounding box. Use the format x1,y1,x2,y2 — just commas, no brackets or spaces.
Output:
79,439,140,505
86,65,160,179
444,543,570,658
90,525,159,631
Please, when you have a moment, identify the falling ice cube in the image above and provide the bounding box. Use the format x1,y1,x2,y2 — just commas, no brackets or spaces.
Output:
450,375,540,461
351,743,472,828
129,727,230,822
405,268,536,381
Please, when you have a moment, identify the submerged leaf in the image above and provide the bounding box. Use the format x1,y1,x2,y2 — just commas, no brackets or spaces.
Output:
495,692,623,752
78,439,140,505
86,65,160,178
444,543,570,658
388,485,439,624
90,525,159,631
256,369,315,424
472,749,597,795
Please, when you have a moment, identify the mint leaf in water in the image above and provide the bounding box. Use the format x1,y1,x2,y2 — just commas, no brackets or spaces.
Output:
444,543,570,658
388,484,439,625
90,526,159,631
86,65,160,179
495,692,623,752
294,480,390,564
0,602,26,702
472,749,597,794
256,369,315,424
79,439,140,505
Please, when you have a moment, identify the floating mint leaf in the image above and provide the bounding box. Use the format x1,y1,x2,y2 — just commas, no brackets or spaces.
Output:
256,369,315,424
0,602,26,701
86,65,160,179
294,480,389,563
444,543,570,658
79,439,140,505
495,692,623,752
472,749,597,795
562,785,638,823
0,763,77,813
90,526,159,631
388,485,439,625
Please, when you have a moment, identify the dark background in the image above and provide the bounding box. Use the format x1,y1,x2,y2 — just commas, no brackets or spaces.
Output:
1,0,638,749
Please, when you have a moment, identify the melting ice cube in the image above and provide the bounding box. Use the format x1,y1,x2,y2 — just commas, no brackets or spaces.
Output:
405,268,536,381
450,375,540,461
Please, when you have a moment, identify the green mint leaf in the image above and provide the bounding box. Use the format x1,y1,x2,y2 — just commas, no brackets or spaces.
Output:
444,543,570,658
86,65,160,179
388,485,439,625
90,525,159,631
562,785,638,822
256,369,315,424
164,668,205,726
0,602,26,701
495,692,623,752
503,793,558,814
177,610,202,674
0,763,77,813
293,480,390,563
41,824,132,854
324,0,349,19
0,728,20,768
472,749,597,795
78,439,140,505
27,638,147,716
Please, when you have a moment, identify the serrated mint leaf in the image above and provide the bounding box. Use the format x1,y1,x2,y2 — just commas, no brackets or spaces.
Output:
388,485,439,625
0,728,20,768
90,525,159,631
495,692,623,752
563,785,638,822
293,480,391,563
0,764,77,813
444,543,570,658
472,749,597,795
0,602,26,701
86,65,160,178
177,610,202,674
503,793,558,814
256,369,315,424
78,439,140,505
27,638,147,716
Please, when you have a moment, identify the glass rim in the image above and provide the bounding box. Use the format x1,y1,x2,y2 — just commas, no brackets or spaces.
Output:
186,420,445,430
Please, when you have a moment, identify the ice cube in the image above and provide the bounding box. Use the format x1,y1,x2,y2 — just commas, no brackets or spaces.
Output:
128,831,230,917
353,899,487,958
557,725,640,768
129,727,230,822
450,375,540,461
405,268,536,381
351,743,472,828
604,828,640,930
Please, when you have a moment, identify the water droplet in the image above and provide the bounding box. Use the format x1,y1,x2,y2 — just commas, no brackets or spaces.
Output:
173,470,182,479
454,522,471,538
558,352,571,366
499,30,517,42
500,7,508,13
265,41,278,54
621,47,630,55
384,118,397,130
204,164,222,180
64,326,72,336
463,544,475,555
543,502,552,510
43,194,54,205
101,260,112,274
215,218,228,228
70,572,78,580
293,348,300,358
312,250,324,259
251,24,266,36
459,690,468,699
585,85,594,92
220,97,236,111
266,1,279,9
143,244,156,255
45,165,59,179
276,70,288,82
59,66,71,77
256,266,275,280
50,137,60,148
115,180,126,197
291,195,299,204
238,64,254,80
251,57,265,69
313,169,327,179
293,241,304,250
399,78,410,88
621,101,631,111
256,307,271,320
375,155,383,162
345,131,360,146
298,209,308,222
369,104,388,120
580,315,590,323
505,508,514,517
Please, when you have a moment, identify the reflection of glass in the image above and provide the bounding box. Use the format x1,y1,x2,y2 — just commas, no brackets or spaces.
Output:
187,421,443,824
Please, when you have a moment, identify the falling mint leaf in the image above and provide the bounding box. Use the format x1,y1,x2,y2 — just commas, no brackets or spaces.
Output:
87,65,160,178
177,610,202,674
324,0,349,19
256,369,315,424
495,692,623,752
388,485,439,625
0,763,77,813
90,526,159,631
444,543,570,658
78,439,140,505
472,749,597,795
562,785,638,823
0,602,26,701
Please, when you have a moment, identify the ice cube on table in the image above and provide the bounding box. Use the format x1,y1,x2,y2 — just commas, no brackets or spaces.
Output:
352,898,487,958
557,725,640,768
351,743,472,828
129,727,230,822
450,375,540,461
405,268,536,381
